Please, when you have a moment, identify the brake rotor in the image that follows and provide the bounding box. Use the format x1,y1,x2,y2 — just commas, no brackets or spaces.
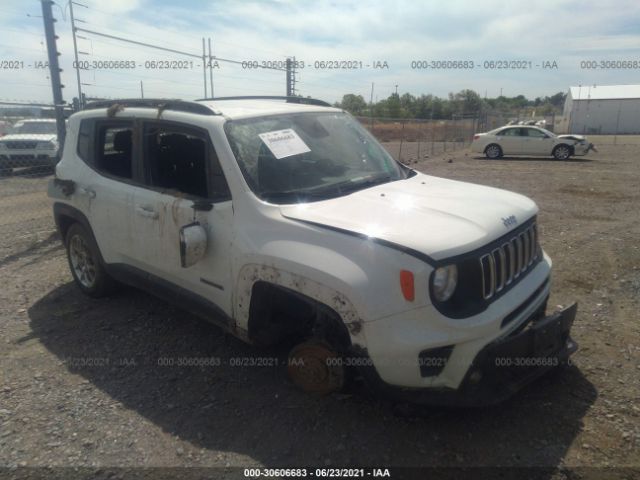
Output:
287,340,344,395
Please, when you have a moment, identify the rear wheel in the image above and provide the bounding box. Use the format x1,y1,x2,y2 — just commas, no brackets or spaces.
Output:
553,144,572,160
485,144,502,159
65,223,117,297
287,339,345,395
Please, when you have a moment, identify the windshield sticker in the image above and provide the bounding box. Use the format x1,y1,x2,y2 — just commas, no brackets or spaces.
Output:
258,129,311,159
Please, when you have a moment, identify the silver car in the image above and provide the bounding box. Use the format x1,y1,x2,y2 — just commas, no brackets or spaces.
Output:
471,125,596,160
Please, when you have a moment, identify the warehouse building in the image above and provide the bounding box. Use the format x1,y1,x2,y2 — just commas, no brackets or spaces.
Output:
558,84,640,134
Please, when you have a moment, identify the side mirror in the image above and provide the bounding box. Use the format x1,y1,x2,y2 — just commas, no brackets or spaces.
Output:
179,222,207,268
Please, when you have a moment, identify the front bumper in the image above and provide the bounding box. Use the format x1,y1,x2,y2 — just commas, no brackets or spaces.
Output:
574,143,597,155
354,303,578,406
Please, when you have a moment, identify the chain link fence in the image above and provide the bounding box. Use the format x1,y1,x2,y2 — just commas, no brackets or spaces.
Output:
0,115,59,262
357,115,479,163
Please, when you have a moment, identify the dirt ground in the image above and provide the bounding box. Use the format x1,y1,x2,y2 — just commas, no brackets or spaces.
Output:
0,140,639,479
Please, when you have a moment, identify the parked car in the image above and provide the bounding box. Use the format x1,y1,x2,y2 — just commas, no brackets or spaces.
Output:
48,97,577,406
0,118,60,175
472,125,596,160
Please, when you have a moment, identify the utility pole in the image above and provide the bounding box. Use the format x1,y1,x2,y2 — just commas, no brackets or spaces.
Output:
41,0,66,148
208,37,214,98
286,57,296,96
395,84,398,96
69,1,85,109
202,38,208,98
369,82,374,130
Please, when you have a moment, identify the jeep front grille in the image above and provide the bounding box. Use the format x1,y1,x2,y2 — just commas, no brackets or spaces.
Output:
5,141,37,149
480,223,539,300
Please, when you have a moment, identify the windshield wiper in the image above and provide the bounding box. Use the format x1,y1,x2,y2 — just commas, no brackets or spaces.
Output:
260,173,394,203
325,173,393,195
260,189,342,203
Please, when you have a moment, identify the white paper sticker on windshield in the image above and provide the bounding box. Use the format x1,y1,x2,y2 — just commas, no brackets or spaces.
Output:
258,129,311,159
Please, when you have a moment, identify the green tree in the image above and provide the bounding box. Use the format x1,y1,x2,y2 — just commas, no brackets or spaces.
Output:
337,94,367,115
385,93,402,118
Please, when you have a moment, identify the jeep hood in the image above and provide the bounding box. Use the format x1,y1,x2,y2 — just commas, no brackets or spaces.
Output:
279,173,538,261
0,133,57,143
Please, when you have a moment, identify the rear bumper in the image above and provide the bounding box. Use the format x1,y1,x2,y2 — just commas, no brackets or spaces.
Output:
354,303,578,406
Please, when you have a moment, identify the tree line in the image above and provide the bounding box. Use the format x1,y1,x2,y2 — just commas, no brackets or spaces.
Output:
335,90,567,119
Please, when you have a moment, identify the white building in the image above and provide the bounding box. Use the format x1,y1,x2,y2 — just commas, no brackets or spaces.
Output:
559,84,640,134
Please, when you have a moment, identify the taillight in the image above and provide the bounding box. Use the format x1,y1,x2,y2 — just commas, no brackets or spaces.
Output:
473,134,480,140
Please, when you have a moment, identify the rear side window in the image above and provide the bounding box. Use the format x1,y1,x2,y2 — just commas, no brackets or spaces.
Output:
96,123,134,179
143,123,230,200
525,128,546,138
499,128,522,136
76,119,94,162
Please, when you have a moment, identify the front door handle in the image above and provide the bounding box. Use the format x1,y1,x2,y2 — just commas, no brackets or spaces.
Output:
135,205,159,220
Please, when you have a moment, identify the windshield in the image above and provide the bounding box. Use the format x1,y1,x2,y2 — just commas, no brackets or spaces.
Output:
15,122,57,135
224,112,409,203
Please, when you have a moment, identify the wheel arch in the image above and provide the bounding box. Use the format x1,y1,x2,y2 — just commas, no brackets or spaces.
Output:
53,202,105,263
235,263,364,349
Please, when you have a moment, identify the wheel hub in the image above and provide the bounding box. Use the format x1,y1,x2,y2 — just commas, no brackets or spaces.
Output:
287,341,344,395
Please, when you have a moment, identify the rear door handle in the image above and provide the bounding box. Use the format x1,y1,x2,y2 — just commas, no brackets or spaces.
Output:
135,205,159,219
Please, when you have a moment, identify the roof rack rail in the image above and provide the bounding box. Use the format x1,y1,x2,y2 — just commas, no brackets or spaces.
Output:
83,98,217,116
197,95,332,107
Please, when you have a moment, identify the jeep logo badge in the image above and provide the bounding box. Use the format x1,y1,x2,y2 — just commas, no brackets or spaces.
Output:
502,215,517,228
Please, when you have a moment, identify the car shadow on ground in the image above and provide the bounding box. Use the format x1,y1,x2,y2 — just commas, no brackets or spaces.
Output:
0,231,60,269
473,156,594,163
0,166,54,179
28,283,597,472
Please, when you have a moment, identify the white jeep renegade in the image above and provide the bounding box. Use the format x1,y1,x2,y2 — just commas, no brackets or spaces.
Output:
48,97,577,406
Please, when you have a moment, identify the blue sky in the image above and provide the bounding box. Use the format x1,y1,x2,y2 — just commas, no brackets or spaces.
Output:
0,0,639,104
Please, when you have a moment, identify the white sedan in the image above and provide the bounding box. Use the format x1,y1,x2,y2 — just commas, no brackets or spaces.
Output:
471,125,596,160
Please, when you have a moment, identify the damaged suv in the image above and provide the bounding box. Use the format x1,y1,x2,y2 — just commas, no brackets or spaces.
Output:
49,97,577,406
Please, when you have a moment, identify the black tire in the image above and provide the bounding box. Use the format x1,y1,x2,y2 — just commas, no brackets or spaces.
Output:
485,144,503,159
553,144,572,160
65,223,117,297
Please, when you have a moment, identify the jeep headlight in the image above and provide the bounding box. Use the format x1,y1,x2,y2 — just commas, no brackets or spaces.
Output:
431,264,458,302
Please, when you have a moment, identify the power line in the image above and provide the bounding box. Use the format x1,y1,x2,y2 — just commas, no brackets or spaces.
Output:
75,27,202,59
78,1,289,58
75,26,288,73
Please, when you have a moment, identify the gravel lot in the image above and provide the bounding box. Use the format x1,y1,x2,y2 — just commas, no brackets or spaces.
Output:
0,140,639,478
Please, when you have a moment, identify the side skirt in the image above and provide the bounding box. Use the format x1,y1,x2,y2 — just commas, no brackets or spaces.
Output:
105,263,245,339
